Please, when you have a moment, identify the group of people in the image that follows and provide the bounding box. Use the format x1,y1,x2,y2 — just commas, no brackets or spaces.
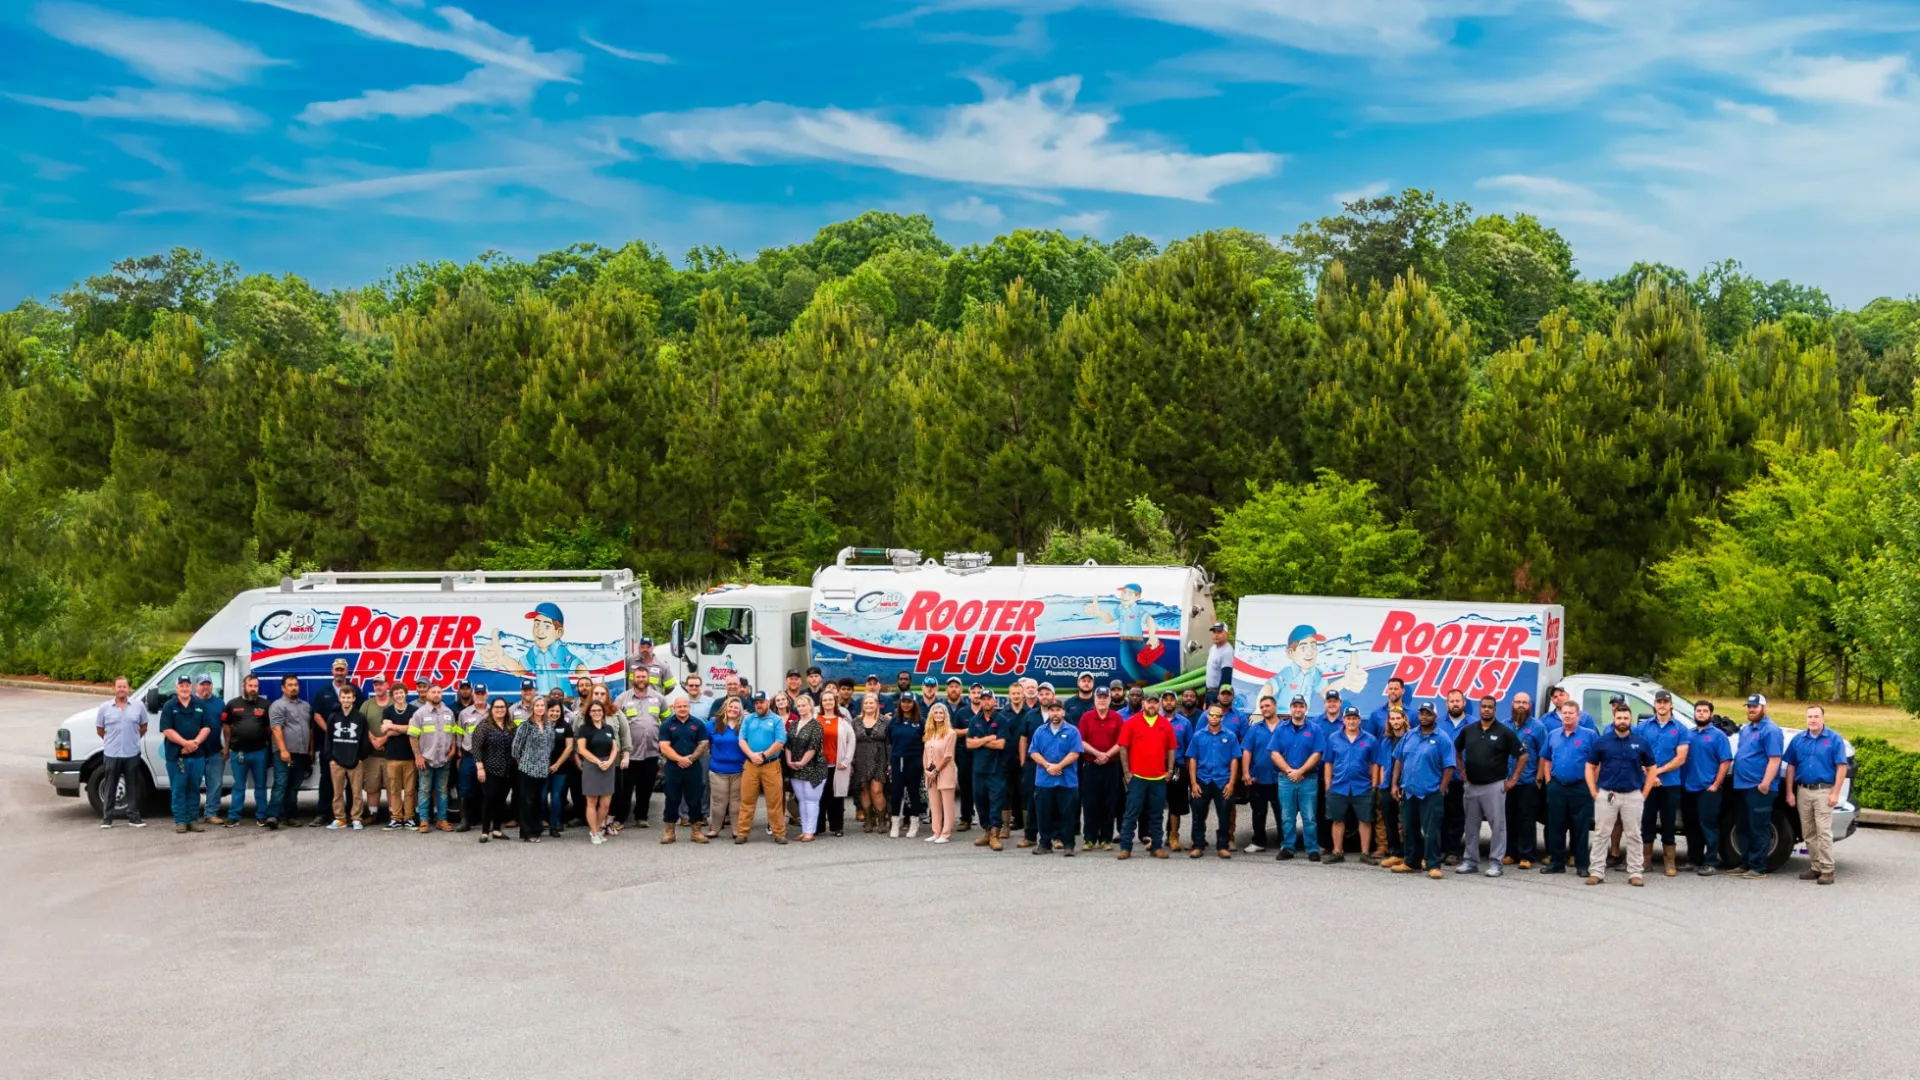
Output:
91,641,1851,885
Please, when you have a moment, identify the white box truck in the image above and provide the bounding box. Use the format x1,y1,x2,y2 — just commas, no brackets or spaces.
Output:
670,548,1215,712
47,570,644,813
1231,594,1564,722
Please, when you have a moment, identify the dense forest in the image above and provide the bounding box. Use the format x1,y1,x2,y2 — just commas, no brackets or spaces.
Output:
4,190,1919,708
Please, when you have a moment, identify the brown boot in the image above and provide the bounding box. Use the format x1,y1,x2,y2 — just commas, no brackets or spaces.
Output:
691,828,710,844
989,831,1003,851
1663,843,1677,878
661,823,677,845
974,832,992,847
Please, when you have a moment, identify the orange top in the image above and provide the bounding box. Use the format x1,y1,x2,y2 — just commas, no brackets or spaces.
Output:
822,713,842,767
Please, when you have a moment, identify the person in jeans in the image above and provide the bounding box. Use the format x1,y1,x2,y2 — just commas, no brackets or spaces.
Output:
269,675,316,826
193,674,225,825
1453,694,1524,877
1321,706,1379,864
454,684,490,832
787,703,828,841
1372,708,1408,867
1585,702,1656,886
1389,703,1454,879
1028,699,1083,855
509,700,558,843
409,681,457,833
966,692,1012,851
1269,696,1323,861
542,698,576,837
1784,705,1848,885
324,685,372,830
1681,699,1731,876
1730,694,1784,879
887,696,926,838
95,677,149,828
1115,693,1177,860
1239,695,1283,854
706,697,747,838
658,692,712,844
221,673,275,827
734,690,789,844
159,675,212,833
1186,706,1240,859
1538,700,1598,876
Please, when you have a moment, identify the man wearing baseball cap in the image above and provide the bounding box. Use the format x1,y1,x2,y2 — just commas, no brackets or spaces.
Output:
1389,702,1455,878
1635,689,1690,877
1730,694,1784,878
1063,672,1098,725
1205,622,1234,704
1077,686,1125,850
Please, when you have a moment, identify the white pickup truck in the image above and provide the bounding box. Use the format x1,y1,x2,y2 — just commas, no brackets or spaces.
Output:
1559,674,1858,873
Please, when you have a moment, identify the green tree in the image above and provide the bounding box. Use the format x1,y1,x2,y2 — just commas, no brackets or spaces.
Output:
1209,470,1427,599
936,229,1117,329
1286,189,1469,295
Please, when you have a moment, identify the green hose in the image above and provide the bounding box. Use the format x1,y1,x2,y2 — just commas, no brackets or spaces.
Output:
1142,668,1207,696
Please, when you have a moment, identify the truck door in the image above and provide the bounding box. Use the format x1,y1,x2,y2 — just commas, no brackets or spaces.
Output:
138,655,232,791
692,602,758,704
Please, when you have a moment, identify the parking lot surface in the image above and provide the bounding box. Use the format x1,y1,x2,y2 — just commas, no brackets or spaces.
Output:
2,686,1914,1079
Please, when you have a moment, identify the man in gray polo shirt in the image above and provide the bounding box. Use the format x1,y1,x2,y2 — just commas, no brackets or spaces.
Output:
95,676,149,827
269,675,316,826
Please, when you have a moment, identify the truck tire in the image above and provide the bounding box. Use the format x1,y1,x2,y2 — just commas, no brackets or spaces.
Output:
86,762,149,819
1722,796,1796,873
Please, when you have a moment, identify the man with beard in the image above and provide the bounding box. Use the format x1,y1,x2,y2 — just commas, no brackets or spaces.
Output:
1586,702,1656,886
1635,689,1691,877
1502,692,1545,868
1062,672,1098,725
1453,695,1524,877
1076,686,1125,850
1389,703,1455,879
1438,689,1471,865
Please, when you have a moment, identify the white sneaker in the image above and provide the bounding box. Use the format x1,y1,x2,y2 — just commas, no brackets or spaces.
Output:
1244,843,1265,854
923,833,938,842
1484,865,1503,878
100,821,112,829
933,836,950,844
127,821,147,828
350,821,364,831
591,834,605,845
1456,863,1479,874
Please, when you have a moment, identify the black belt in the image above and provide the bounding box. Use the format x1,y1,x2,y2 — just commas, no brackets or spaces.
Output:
1602,787,1637,794
1799,782,1833,790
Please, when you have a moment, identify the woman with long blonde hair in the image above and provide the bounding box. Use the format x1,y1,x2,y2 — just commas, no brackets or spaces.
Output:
922,704,959,843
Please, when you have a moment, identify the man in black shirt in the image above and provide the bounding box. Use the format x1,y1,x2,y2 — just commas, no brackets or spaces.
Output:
221,674,275,827
1453,694,1525,877
325,685,373,830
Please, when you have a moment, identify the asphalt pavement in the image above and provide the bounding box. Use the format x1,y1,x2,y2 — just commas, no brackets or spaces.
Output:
1,685,1914,1079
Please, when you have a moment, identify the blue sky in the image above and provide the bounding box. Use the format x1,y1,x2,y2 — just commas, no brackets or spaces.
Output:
3,0,1918,307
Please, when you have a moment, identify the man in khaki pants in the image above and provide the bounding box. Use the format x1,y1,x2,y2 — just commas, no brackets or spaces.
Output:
734,693,789,844
1586,702,1656,886
1784,706,1848,885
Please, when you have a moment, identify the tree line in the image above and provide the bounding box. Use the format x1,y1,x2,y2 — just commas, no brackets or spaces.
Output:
3,191,1919,709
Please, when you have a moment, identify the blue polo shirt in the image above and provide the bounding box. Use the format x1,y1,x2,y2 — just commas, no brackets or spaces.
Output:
970,711,1013,773
1393,728,1455,798
1323,729,1378,796
1588,729,1654,792
1635,716,1689,789
1186,727,1241,786
1509,718,1546,784
1371,731,1403,789
157,696,211,761
1365,704,1399,739
660,714,710,760
1682,724,1731,791
1268,720,1323,776
1732,718,1785,789
1168,712,1193,765
1785,727,1846,786
1216,710,1249,740
740,712,786,756
1029,722,1084,788
1543,725,1597,785
1240,721,1283,784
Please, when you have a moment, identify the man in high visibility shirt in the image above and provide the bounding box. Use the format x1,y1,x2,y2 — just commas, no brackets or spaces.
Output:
409,681,457,832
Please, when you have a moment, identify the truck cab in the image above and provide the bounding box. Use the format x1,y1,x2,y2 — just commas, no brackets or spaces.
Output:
48,642,242,816
670,584,811,712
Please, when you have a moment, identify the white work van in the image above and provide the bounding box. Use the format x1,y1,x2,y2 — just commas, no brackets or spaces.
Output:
47,570,643,814
670,548,1214,714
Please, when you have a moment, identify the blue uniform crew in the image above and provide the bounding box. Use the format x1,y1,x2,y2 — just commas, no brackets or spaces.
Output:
1269,700,1324,859
1585,711,1655,884
1321,709,1378,864
157,677,212,831
1185,719,1241,855
1730,695,1785,877
1634,691,1691,875
968,700,1013,851
1390,705,1456,878
1240,706,1284,852
1027,708,1083,854
1372,725,1406,865
1504,702,1546,867
1681,707,1732,874
1539,712,1598,875
1784,710,1849,884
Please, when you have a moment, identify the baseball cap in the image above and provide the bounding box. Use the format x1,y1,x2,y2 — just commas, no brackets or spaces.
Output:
524,601,565,624
1286,624,1325,646
865,673,881,683
922,677,937,687
520,679,536,691
1037,681,1054,692
1109,679,1125,691
638,636,653,647
1209,621,1227,633
786,668,801,678
1417,702,1436,714
1094,686,1111,698
805,665,822,676
1343,705,1360,717
946,675,962,685
175,674,191,684
1746,693,1768,707
1077,670,1096,680
1290,695,1306,706
1325,690,1342,700
1653,689,1672,702
970,683,985,692
457,679,472,689
750,690,768,703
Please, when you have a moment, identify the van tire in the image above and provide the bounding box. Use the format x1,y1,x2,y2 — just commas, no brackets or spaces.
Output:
86,762,149,819
1722,795,1796,873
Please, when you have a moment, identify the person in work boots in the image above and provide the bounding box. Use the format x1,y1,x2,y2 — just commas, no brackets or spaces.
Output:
409,681,457,832
967,692,1012,851
658,693,711,844
1635,689,1691,877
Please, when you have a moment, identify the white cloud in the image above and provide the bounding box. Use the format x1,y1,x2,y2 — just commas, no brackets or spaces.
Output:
1058,209,1109,233
249,165,543,206
299,65,541,123
921,0,1472,56
581,34,671,64
941,195,1004,225
627,76,1278,201
1476,174,1593,201
241,0,578,82
32,2,282,88
105,134,183,173
1713,99,1778,125
19,154,83,181
8,88,263,130
1332,180,1389,204
1757,54,1911,106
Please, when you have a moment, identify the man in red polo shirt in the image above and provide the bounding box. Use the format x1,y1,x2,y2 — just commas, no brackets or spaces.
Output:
1116,699,1177,859
1077,686,1125,851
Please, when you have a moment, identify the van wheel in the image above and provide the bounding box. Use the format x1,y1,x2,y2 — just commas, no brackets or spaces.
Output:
86,764,148,819
1722,795,1796,873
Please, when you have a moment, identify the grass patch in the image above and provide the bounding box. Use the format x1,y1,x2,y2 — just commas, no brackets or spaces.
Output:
1686,695,1920,752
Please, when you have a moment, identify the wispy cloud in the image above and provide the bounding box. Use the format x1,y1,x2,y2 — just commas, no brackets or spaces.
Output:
32,2,283,88
242,0,578,82
105,134,183,173
1757,54,1911,106
1058,209,1109,233
19,154,84,181
249,165,545,207
299,66,542,123
627,76,1278,201
8,88,263,130
941,194,1004,225
581,33,671,64
913,0,1467,56
1332,180,1389,205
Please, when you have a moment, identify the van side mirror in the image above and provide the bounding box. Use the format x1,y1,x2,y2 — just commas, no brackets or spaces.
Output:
670,618,687,664
143,688,163,714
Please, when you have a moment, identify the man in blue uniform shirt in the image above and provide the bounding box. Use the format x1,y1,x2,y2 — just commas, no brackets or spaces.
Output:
1322,706,1378,864
1239,695,1284,853
158,675,212,833
1784,705,1848,885
1730,694,1784,878
1585,702,1656,886
967,693,1012,852
1503,692,1544,868
1028,700,1084,855
1635,689,1691,877
1185,706,1241,858
1538,699,1598,876
1680,698,1732,875
1389,702,1455,879
1269,695,1323,861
